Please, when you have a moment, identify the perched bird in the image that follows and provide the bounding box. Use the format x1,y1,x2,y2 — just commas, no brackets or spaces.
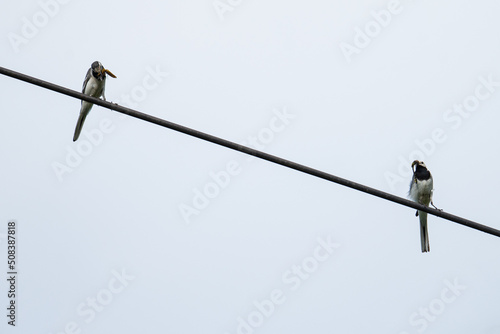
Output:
409,160,440,253
73,61,116,141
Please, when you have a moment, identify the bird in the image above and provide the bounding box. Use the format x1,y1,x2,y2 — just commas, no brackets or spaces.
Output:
409,160,440,253
73,61,116,141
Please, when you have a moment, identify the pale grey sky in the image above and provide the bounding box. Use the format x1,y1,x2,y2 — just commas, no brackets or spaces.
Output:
2,1,500,333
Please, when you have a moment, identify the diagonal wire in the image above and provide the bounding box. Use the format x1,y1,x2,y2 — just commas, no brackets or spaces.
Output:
1,65,499,239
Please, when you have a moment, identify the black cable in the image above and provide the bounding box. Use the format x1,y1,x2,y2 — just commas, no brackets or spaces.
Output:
1,65,499,239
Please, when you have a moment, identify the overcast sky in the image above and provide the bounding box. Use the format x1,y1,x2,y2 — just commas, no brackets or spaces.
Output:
2,0,500,333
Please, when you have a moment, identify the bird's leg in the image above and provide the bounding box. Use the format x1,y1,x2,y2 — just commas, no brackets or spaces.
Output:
430,201,442,211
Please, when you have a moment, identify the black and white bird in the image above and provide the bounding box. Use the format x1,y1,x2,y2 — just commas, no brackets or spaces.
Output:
73,61,116,141
409,160,440,253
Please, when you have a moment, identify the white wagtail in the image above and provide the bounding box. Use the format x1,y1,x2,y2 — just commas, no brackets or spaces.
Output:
73,61,116,141
409,160,441,253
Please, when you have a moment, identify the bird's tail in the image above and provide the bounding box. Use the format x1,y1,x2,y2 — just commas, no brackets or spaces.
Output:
73,102,94,141
419,210,430,253
73,111,88,142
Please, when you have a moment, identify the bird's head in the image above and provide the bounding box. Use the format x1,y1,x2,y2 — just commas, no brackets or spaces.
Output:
91,61,117,80
411,160,427,173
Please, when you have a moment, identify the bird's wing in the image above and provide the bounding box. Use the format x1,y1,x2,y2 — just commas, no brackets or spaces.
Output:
408,175,416,198
81,68,92,93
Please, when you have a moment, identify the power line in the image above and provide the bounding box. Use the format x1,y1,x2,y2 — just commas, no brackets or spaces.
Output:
1,65,499,239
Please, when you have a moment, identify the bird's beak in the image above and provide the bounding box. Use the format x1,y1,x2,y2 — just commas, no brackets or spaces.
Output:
411,160,418,172
102,68,117,78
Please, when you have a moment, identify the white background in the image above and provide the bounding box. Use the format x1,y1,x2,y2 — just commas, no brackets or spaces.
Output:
1,0,500,333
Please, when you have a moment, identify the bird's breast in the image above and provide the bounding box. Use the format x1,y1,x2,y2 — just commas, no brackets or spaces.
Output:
84,76,105,98
410,178,433,205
